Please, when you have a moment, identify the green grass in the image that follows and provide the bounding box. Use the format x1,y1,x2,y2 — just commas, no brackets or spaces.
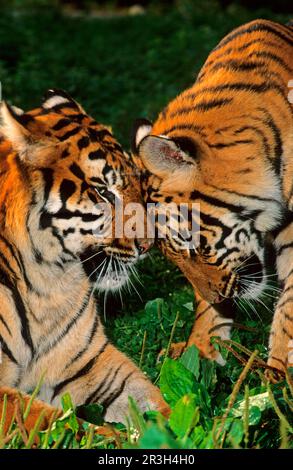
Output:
0,2,292,449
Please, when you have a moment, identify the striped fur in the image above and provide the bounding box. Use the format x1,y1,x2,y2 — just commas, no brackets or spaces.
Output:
132,19,293,372
0,89,167,426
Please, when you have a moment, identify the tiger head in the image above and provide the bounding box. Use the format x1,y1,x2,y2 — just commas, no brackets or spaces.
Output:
131,118,284,304
0,90,151,291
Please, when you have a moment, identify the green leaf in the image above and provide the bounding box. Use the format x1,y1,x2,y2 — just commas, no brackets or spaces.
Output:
200,358,216,390
228,419,244,445
190,425,206,448
138,424,181,449
60,393,79,434
180,345,200,380
61,392,75,413
215,418,244,446
144,298,169,319
183,302,194,312
76,403,104,426
232,391,271,418
248,406,262,426
159,358,197,406
169,394,199,438
128,397,147,434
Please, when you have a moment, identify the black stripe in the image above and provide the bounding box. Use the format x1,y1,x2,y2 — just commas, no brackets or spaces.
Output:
178,82,289,118
206,182,281,205
40,168,54,205
195,304,212,320
0,235,34,291
208,139,254,149
160,123,207,138
189,189,247,213
52,355,97,400
202,38,283,72
77,136,90,150
53,208,102,223
276,241,293,256
208,54,292,75
195,98,233,111
0,335,17,364
69,163,85,181
36,288,93,361
59,179,76,205
65,316,102,368
102,371,135,410
234,125,270,160
52,118,71,131
57,127,81,142
270,356,286,366
0,251,18,279
199,210,228,230
88,149,106,160
257,107,283,174
212,247,240,268
85,366,114,405
93,364,125,404
249,51,292,73
63,227,75,237
0,314,12,335
282,326,292,338
0,266,34,354
216,21,293,51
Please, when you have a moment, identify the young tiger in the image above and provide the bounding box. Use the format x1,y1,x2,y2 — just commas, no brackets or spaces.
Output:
0,89,168,428
132,19,293,373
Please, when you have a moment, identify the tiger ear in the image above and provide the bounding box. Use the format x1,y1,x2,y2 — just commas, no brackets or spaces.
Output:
130,118,153,171
131,118,153,153
1,101,33,153
0,101,51,162
41,88,86,114
138,134,198,192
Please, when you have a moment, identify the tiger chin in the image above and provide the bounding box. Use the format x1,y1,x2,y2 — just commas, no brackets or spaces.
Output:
131,19,293,375
0,89,169,432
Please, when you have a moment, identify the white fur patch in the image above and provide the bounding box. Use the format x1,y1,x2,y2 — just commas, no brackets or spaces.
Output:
43,96,69,109
11,105,24,116
136,124,152,148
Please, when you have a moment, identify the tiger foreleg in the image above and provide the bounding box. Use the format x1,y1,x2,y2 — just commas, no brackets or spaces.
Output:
268,230,293,376
268,283,293,375
159,292,233,364
51,343,169,424
185,292,233,365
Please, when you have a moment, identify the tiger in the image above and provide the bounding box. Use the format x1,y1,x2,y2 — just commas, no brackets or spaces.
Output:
0,88,168,430
131,19,293,374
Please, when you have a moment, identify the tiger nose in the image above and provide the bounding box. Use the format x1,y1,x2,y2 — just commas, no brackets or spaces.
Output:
135,238,153,255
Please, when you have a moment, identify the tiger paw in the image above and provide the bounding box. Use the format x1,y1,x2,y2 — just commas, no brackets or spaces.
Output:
157,341,187,362
264,367,285,383
188,334,226,366
266,356,287,383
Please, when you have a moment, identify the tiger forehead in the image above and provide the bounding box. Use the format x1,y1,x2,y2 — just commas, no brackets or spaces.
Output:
29,106,124,167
